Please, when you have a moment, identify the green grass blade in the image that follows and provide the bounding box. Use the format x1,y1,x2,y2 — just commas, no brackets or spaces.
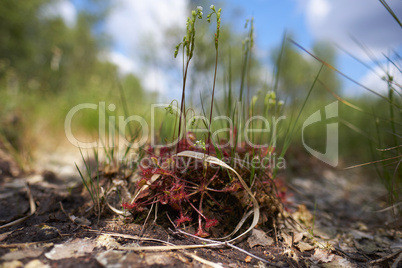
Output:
379,0,402,28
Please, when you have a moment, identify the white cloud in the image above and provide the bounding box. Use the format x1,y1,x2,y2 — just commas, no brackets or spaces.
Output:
41,0,77,27
102,51,137,75
307,0,330,22
104,0,188,95
105,0,187,54
302,0,402,59
359,64,402,95
99,51,176,97
142,68,170,95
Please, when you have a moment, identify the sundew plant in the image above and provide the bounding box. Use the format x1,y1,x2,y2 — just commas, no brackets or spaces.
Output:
81,5,295,240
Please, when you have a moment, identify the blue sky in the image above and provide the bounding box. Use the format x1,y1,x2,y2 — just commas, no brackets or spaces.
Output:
51,0,402,97
220,0,402,95
221,0,312,49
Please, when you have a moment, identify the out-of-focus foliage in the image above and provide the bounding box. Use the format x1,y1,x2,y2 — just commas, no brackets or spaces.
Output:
0,0,146,164
271,38,341,104
0,0,110,94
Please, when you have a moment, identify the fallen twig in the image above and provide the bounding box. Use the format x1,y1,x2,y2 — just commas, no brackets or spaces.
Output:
369,248,402,266
0,241,55,248
87,230,175,246
0,183,36,229
182,252,223,268
59,201,75,224
88,229,279,266
118,243,222,251
172,228,281,267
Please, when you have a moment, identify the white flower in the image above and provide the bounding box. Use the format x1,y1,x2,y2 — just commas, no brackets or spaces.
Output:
210,5,215,9
197,6,203,11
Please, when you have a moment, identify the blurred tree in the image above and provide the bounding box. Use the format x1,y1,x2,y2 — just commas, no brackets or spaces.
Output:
0,0,147,159
0,0,115,94
121,73,144,103
0,0,50,84
271,38,341,104
312,41,342,99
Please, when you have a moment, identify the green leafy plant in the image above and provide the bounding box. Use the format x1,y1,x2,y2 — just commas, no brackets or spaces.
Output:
289,0,401,217
174,6,204,156
72,5,338,243
112,6,294,240
76,147,102,221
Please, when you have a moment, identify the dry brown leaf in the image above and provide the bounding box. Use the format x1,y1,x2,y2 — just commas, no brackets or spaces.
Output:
70,215,91,225
323,255,357,268
1,248,44,261
96,234,121,250
310,248,335,264
292,204,313,226
45,238,95,260
293,232,304,243
247,229,274,248
1,260,24,268
25,260,50,268
283,234,293,247
297,241,315,252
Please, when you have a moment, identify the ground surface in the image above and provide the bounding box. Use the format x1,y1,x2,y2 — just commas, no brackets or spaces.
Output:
0,146,401,268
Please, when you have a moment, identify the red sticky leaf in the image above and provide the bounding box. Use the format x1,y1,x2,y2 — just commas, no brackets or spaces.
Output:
122,202,137,210
195,228,210,237
174,215,192,226
205,218,218,229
